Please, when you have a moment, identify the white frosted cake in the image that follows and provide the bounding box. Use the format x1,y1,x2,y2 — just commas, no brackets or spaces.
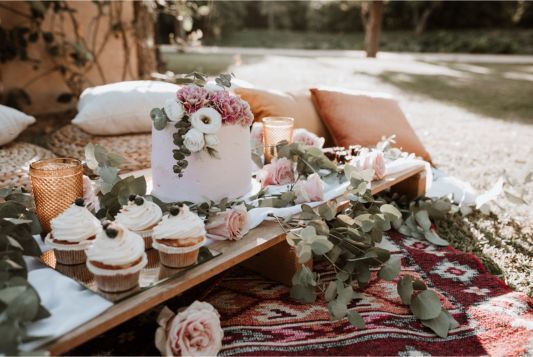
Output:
150,82,254,203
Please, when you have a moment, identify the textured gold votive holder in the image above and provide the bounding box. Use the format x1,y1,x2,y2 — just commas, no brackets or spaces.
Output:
262,116,294,163
29,158,83,233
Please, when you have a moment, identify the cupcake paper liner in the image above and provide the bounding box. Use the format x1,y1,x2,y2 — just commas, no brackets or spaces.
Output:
158,249,200,268
94,271,141,293
54,249,87,265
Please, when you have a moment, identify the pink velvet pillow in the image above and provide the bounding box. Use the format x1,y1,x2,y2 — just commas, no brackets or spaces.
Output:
310,88,432,162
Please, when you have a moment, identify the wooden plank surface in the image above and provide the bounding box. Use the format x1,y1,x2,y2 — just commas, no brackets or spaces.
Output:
43,164,425,355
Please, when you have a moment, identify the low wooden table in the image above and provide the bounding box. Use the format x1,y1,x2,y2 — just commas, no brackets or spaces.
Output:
42,164,425,355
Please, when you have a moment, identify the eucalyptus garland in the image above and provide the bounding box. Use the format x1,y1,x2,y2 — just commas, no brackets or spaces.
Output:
0,188,50,355
281,168,457,338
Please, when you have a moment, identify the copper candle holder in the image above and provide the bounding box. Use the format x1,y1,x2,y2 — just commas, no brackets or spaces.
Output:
262,116,294,163
29,158,83,233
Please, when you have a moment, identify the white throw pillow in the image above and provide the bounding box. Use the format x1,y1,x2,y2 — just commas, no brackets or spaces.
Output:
72,81,179,135
0,105,36,146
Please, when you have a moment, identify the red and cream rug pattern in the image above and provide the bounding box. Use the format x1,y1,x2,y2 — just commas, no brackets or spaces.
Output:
204,232,532,356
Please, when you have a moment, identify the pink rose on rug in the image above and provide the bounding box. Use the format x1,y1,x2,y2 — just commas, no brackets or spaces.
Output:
209,90,245,125
259,157,296,188
292,128,325,148
176,85,209,114
250,122,264,149
82,175,100,212
351,149,386,180
206,204,249,240
155,301,224,357
294,173,325,204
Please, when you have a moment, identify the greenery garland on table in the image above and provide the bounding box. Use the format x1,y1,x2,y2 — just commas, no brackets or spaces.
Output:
0,188,49,355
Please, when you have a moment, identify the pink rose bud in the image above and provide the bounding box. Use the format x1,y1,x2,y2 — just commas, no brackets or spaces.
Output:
155,301,224,357
259,157,296,188
350,149,386,180
294,173,325,204
206,204,249,240
292,128,325,148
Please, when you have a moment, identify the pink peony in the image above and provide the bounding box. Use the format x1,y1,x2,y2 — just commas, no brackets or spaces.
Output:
351,149,386,180
294,173,325,204
259,157,296,188
205,204,249,240
83,175,100,212
209,90,247,125
176,85,209,114
250,122,264,149
292,128,325,148
155,301,224,357
240,100,255,126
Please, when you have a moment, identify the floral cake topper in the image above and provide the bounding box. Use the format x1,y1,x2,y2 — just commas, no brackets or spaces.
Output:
150,73,254,177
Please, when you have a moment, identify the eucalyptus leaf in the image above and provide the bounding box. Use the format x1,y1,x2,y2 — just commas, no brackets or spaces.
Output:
410,290,442,320
328,299,348,320
347,310,365,328
311,238,333,255
378,256,401,281
380,204,402,221
325,281,337,302
421,310,452,338
397,275,414,304
7,286,40,322
415,210,432,231
424,229,449,246
290,284,316,303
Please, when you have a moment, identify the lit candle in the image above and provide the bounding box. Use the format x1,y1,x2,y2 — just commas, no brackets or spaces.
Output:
262,117,294,163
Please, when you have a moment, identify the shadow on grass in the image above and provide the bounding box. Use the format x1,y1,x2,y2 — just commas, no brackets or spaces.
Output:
377,62,533,124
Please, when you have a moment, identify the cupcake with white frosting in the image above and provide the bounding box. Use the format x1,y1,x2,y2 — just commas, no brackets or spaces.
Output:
45,198,101,265
115,195,162,250
152,205,206,268
86,222,147,293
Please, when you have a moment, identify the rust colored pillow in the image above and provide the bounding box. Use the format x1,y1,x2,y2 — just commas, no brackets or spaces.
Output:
310,88,431,162
235,87,333,146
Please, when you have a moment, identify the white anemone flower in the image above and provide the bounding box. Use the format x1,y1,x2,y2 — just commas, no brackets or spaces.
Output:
204,81,225,92
190,107,222,134
183,128,205,152
205,134,220,147
164,98,184,122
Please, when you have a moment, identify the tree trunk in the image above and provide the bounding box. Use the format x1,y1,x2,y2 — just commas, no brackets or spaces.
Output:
415,1,441,36
364,1,384,58
133,1,158,79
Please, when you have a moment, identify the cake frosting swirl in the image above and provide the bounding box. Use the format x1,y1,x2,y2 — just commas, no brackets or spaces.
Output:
115,197,163,232
47,203,101,247
86,223,145,267
153,205,206,240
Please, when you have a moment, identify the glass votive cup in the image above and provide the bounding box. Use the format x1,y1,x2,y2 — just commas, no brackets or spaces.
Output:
29,158,83,233
262,116,294,163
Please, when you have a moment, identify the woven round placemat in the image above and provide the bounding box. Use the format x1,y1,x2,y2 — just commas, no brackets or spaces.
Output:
0,142,56,190
46,125,151,173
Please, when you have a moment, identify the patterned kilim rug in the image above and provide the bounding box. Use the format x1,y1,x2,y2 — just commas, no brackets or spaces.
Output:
71,232,532,356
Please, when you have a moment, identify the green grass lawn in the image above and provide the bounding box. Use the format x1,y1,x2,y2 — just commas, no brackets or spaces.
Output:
203,29,533,54
378,62,533,123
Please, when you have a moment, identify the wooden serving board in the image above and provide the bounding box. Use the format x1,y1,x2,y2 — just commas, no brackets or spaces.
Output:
41,164,425,355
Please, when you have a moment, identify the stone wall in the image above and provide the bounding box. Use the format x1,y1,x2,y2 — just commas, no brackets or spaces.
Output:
0,1,139,115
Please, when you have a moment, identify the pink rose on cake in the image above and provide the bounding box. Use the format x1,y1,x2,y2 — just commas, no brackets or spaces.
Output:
155,301,224,357
206,204,249,241
293,173,325,204
292,128,325,148
259,157,296,188
176,85,209,114
350,149,386,180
